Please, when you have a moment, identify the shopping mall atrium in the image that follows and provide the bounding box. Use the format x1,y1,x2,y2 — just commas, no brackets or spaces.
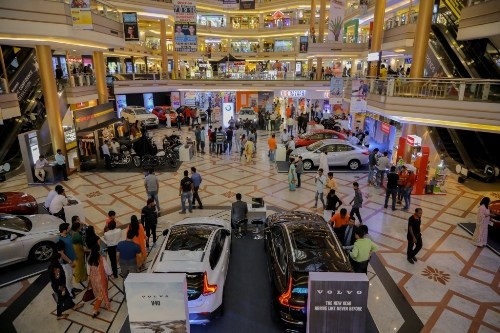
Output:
0,0,499,332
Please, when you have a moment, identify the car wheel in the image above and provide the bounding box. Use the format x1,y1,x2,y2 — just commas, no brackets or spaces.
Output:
30,242,55,263
303,159,313,170
348,159,361,170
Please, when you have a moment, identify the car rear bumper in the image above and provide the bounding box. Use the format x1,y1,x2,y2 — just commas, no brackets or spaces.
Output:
188,303,223,324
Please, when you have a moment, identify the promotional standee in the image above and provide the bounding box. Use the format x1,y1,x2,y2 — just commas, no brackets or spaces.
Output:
125,273,190,333
307,272,369,333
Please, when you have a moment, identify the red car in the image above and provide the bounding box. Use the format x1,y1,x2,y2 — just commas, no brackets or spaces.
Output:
490,200,500,236
0,192,38,215
294,129,347,148
153,106,183,124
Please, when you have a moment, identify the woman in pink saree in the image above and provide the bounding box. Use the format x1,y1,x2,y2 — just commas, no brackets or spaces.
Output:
88,244,111,318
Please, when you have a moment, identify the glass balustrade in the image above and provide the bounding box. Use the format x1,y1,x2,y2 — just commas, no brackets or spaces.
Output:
384,11,418,31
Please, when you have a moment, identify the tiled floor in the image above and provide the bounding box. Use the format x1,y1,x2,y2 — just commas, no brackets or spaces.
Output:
0,125,499,333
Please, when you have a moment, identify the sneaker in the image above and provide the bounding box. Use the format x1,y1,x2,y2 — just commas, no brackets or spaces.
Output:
407,258,415,264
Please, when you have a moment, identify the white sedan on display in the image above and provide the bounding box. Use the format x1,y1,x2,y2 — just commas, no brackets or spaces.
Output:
0,213,62,267
289,139,370,170
121,106,159,128
237,107,258,124
149,217,231,324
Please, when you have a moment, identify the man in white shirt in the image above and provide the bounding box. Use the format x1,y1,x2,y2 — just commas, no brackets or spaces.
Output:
55,149,68,181
362,131,370,148
376,151,391,188
313,169,327,209
49,187,69,220
45,185,63,210
348,133,360,146
286,136,296,159
102,140,111,169
286,117,294,136
110,138,120,155
34,154,48,183
280,129,290,144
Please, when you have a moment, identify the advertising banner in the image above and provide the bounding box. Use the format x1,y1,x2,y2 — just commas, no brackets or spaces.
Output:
9,51,40,103
143,93,154,112
328,0,346,42
171,91,181,110
173,0,197,52
299,36,309,53
223,0,239,9
307,272,369,333
330,77,344,105
222,102,234,128
123,12,139,41
73,102,115,131
115,95,127,116
350,79,368,113
70,0,92,30
240,0,255,9
125,273,189,333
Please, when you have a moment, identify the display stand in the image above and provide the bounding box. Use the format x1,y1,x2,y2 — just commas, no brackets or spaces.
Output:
247,201,267,223
276,144,287,162
179,144,194,161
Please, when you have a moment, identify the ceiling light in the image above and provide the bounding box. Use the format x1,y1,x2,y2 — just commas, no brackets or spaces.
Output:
394,48,405,53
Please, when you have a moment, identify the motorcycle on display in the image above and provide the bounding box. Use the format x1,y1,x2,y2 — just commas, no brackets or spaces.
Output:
321,118,342,132
110,145,139,168
163,135,182,160
132,135,158,167
141,146,178,169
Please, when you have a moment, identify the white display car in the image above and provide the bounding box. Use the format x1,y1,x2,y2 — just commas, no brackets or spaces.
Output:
0,213,62,267
237,107,258,124
121,106,159,128
149,217,231,324
289,139,370,170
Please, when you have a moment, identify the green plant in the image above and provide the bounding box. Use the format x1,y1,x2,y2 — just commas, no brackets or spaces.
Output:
328,16,344,41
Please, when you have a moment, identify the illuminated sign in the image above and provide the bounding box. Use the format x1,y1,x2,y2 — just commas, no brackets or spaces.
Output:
222,102,234,128
367,52,380,62
280,90,306,98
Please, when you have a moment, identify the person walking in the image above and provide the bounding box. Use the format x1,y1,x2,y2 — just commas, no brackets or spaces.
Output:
141,198,158,249
324,189,342,222
55,149,69,181
240,134,247,159
471,197,491,247
279,128,289,144
375,151,390,188
199,126,206,154
349,182,364,224
313,168,326,209
295,156,304,188
144,169,160,213
103,220,121,278
319,151,330,174
349,227,377,273
128,215,147,268
179,170,194,213
101,140,111,169
226,126,234,153
288,157,297,191
209,127,216,153
402,169,416,210
48,255,83,320
70,217,87,284
176,112,183,130
56,222,81,298
397,165,409,205
117,229,141,279
286,117,294,136
216,127,225,156
235,125,245,153
87,244,111,318
191,167,203,209
244,137,255,163
407,208,423,264
384,166,399,211
194,125,202,153
268,133,277,162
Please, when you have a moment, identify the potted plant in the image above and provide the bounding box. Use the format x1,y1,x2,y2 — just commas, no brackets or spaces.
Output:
329,16,344,41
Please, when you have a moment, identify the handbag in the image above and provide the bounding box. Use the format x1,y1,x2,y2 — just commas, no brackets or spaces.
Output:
82,288,95,302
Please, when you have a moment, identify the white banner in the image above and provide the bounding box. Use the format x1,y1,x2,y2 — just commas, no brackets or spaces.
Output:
330,77,344,105
328,0,346,42
350,79,368,113
173,0,197,52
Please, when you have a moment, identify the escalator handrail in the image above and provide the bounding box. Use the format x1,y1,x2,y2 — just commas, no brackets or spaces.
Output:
431,24,474,77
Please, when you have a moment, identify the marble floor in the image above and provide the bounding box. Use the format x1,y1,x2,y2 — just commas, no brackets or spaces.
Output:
0,125,499,333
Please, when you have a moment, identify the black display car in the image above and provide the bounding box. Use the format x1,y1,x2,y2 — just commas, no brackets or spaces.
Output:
264,211,352,329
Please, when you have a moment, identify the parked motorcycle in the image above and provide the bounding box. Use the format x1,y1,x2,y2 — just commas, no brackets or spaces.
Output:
163,135,182,160
111,145,139,168
141,147,178,169
321,118,342,132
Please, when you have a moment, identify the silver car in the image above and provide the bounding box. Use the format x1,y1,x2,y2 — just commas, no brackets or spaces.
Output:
237,107,258,124
289,139,369,171
0,213,62,267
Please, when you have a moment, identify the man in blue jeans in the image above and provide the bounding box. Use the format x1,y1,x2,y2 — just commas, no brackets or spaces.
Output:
367,148,379,186
117,229,141,279
179,170,193,213
384,166,399,211
144,169,160,213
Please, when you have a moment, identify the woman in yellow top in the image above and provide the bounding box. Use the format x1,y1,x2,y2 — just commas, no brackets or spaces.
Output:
349,227,377,274
70,216,87,283
244,137,255,163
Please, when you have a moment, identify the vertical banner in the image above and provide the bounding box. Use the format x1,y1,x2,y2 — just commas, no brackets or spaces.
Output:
307,272,369,333
70,0,93,30
223,0,239,9
330,77,344,105
299,36,309,53
240,0,255,9
115,95,127,117
143,93,154,112
123,12,139,41
173,0,198,52
350,79,368,113
328,0,346,42
171,91,181,110
125,273,190,333
222,102,234,128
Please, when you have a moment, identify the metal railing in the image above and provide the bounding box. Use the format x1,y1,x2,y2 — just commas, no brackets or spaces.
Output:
45,0,121,23
384,11,418,31
64,74,96,88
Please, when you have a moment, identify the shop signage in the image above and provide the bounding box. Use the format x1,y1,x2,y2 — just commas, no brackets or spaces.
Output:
299,36,309,53
171,91,181,109
407,135,422,147
381,122,391,134
240,0,255,10
307,272,369,333
173,0,197,52
123,12,139,41
280,90,306,98
74,102,115,131
9,51,40,104
367,52,380,62
70,0,93,30
125,273,189,333
328,0,346,42
350,79,367,113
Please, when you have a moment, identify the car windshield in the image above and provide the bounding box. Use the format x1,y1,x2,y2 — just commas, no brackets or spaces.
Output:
133,108,148,115
239,109,254,115
165,225,217,251
0,215,32,232
290,230,334,251
306,141,323,151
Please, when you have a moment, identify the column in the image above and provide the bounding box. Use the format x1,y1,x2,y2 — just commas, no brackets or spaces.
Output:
35,45,65,156
318,0,327,43
309,0,316,41
316,57,323,80
92,51,108,104
172,25,178,79
160,19,169,78
410,0,434,78
369,0,386,77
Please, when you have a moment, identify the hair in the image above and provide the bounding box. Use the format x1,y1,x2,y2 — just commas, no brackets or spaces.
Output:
415,208,422,214
355,227,365,238
108,220,116,230
359,224,368,235
191,167,196,172
327,172,333,177
329,189,336,196
390,166,396,172
236,193,242,200
39,154,44,159
147,198,154,205
184,170,189,176
57,149,62,153
56,187,65,195
353,182,359,187
290,157,295,163
108,210,116,217
271,133,275,137
71,215,79,223
318,168,323,173
129,215,140,238
126,229,135,240
479,197,490,208
383,151,388,156
340,208,347,216
373,148,379,152
71,221,80,232
87,244,101,267
59,223,69,233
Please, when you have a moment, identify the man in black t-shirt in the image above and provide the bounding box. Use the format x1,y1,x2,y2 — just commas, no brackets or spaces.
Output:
141,198,158,248
407,208,423,264
179,170,194,213
384,166,399,211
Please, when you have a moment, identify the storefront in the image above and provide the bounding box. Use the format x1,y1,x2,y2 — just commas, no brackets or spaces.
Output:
230,40,259,53
274,39,294,52
66,55,93,74
363,112,399,157
230,16,259,29
197,14,225,27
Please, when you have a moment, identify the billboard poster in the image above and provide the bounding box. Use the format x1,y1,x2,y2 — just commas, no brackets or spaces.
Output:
171,91,181,109
70,0,92,29
330,77,343,105
258,92,273,112
223,0,239,9
173,0,197,52
115,95,127,117
307,272,369,333
240,0,255,9
9,51,40,103
299,36,309,53
350,79,368,113
222,102,234,128
143,93,154,112
123,12,139,41
328,0,346,42
125,273,190,333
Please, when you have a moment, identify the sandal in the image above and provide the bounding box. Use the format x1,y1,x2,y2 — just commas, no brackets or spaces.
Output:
92,311,100,318
57,314,69,320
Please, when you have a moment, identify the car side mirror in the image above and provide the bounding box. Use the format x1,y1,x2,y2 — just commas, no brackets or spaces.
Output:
10,234,18,241
162,229,169,236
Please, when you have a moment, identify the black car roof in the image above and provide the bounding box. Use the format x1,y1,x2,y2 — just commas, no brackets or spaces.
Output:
267,211,325,226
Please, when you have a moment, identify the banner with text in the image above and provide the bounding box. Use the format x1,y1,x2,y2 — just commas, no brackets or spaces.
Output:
240,0,255,9
223,0,239,9
173,0,197,52
350,79,368,113
70,0,92,29
328,0,346,42
299,36,309,53
123,12,139,41
307,272,368,333
330,78,344,105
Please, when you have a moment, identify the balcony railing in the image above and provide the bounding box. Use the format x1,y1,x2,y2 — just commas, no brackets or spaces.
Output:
46,0,121,23
384,11,418,31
